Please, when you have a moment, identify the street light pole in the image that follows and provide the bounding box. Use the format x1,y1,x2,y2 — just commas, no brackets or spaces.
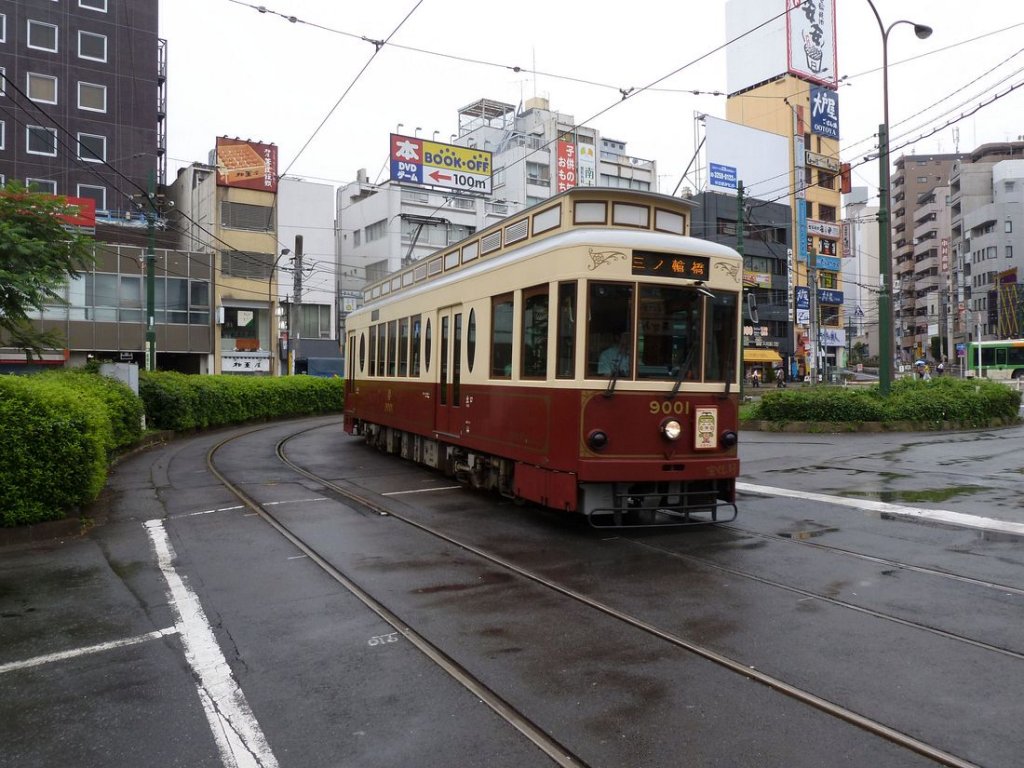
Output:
866,0,932,395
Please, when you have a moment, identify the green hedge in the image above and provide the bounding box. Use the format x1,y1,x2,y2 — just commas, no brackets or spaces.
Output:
0,374,111,526
752,377,1021,427
1,370,344,527
139,371,344,431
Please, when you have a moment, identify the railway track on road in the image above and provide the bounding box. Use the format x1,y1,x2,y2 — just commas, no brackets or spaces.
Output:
203,421,998,768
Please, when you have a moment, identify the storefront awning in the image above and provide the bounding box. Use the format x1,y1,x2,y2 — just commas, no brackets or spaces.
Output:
743,348,783,363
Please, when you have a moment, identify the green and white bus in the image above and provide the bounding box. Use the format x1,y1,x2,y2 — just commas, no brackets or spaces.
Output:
966,339,1024,379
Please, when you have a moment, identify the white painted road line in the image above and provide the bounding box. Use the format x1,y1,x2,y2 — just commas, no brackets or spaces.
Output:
737,482,1024,536
0,627,178,675
382,485,462,496
145,520,279,768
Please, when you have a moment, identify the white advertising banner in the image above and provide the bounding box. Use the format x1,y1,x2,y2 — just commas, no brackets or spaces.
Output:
787,0,838,88
705,116,789,200
577,143,597,186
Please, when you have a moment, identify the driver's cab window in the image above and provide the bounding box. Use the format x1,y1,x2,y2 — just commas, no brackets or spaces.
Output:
587,282,634,378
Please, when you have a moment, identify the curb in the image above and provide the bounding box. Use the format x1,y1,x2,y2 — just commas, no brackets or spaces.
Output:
740,417,1022,433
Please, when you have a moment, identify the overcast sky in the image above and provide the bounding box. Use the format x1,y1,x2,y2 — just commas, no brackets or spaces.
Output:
159,1,1024,204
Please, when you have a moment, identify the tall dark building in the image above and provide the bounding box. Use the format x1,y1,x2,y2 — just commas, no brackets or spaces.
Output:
0,0,165,213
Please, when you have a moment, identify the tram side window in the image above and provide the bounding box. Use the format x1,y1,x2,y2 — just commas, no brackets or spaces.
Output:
587,282,634,378
704,292,739,382
491,293,514,378
368,324,377,376
521,285,549,379
411,315,422,376
453,312,463,406
557,282,576,378
347,335,356,393
385,321,397,376
636,285,701,381
398,318,410,376
376,324,386,376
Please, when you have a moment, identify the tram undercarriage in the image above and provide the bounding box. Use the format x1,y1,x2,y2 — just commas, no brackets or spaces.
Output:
355,420,736,528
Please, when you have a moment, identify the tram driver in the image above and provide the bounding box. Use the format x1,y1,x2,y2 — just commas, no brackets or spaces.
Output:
598,332,631,376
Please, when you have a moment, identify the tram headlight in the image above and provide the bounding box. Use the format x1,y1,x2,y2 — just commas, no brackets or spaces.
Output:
720,430,738,448
587,429,609,451
660,418,683,441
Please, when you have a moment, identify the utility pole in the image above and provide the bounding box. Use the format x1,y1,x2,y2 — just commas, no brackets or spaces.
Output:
737,181,746,392
808,247,819,385
290,235,303,374
145,171,157,371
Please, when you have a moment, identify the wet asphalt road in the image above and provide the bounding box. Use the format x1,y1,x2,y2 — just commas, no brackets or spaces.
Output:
2,418,1023,767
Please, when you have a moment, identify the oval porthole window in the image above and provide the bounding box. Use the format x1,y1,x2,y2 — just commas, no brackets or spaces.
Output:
466,309,477,372
359,333,366,372
424,318,432,373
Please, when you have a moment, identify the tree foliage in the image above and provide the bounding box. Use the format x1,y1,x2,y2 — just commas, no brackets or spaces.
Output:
0,183,96,357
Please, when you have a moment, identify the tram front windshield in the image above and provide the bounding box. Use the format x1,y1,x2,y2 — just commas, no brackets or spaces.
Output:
587,281,737,382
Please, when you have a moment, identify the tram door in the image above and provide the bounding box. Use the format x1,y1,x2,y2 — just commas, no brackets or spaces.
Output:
434,306,463,436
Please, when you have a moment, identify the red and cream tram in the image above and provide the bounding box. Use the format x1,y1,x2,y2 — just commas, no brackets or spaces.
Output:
343,188,743,526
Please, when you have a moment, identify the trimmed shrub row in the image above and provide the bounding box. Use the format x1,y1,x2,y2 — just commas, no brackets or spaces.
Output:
752,377,1021,427
139,371,343,431
1,371,344,527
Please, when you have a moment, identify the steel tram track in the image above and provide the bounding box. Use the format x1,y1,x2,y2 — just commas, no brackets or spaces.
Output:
623,538,1024,662
204,425,585,768
718,521,1024,598
212,422,982,768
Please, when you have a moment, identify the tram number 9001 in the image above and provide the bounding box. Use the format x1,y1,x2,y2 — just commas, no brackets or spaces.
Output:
649,400,687,415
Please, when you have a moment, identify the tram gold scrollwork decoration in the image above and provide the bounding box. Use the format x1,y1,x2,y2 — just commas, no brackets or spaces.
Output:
587,248,628,271
714,262,741,283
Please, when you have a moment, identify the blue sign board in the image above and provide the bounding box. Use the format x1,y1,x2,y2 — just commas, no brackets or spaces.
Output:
709,163,738,190
810,86,840,139
818,288,844,305
795,285,844,307
809,254,842,272
796,199,808,263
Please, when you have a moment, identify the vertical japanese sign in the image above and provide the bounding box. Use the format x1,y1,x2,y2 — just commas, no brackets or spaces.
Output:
786,0,837,87
577,143,597,186
556,140,577,192
810,86,840,139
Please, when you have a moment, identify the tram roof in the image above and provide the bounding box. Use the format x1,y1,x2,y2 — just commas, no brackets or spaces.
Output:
360,187,702,303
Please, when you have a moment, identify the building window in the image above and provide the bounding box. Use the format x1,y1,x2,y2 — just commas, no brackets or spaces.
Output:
0,68,5,96
817,170,835,190
28,20,58,52
221,250,273,280
1007,245,1013,259
365,219,387,243
299,304,331,339
352,229,361,247
77,184,106,210
0,14,7,44
26,178,57,194
77,132,106,162
78,81,106,112
220,200,274,230
526,161,550,186
78,30,107,62
79,0,108,10
1005,220,1013,233
27,72,58,104
26,125,57,156
818,204,837,222
0,120,5,150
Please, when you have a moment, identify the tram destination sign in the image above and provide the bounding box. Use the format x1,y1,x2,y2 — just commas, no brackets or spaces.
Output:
631,250,710,280
390,134,492,195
